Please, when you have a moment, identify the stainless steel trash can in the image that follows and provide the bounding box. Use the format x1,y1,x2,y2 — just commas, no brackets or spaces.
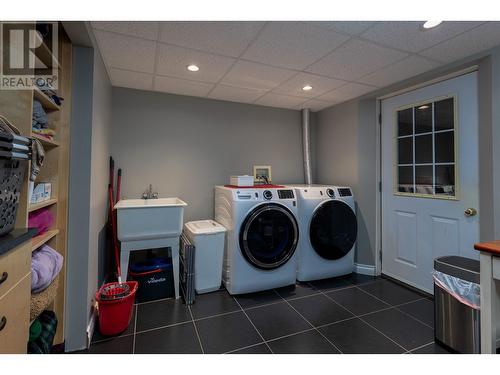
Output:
434,256,480,353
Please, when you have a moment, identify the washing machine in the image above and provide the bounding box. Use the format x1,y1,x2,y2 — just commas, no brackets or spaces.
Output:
215,185,299,295
288,185,357,282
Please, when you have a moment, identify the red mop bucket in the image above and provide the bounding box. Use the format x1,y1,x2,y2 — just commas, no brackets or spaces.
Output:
96,281,138,336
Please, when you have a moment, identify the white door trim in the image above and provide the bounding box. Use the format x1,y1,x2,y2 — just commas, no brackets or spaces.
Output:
374,66,479,277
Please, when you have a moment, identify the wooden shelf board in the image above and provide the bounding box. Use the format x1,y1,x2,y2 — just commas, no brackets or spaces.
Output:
32,133,59,148
32,229,59,252
33,87,60,112
28,198,58,212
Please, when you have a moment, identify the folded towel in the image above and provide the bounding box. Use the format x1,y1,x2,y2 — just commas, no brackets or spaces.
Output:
31,245,63,293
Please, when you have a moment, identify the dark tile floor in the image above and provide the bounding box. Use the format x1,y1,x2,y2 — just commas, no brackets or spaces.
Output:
81,274,455,354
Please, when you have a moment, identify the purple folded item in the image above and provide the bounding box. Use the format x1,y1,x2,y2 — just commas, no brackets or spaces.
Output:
31,245,63,293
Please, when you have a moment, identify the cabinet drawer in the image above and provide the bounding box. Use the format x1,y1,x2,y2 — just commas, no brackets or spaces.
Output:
0,242,31,298
0,274,30,353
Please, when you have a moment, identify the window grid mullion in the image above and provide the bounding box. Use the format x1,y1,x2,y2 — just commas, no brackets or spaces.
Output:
412,106,416,194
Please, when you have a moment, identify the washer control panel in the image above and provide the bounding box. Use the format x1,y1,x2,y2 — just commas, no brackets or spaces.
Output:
326,188,335,198
263,190,273,200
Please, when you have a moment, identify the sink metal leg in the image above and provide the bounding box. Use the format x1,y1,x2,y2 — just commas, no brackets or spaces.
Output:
168,238,180,299
120,248,130,282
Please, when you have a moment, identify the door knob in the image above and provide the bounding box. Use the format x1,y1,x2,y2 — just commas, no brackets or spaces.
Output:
464,208,477,217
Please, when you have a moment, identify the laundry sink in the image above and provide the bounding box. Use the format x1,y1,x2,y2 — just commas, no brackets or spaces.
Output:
114,198,187,242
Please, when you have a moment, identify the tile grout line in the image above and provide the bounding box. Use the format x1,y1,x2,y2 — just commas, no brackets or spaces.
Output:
188,305,205,354
407,340,436,353
232,296,275,354
272,289,344,354
318,289,409,353
354,284,434,329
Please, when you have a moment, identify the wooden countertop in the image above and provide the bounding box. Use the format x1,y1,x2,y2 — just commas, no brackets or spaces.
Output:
474,240,500,255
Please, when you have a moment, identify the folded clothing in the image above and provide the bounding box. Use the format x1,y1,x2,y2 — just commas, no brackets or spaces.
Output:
28,208,54,235
32,100,48,129
28,310,58,354
31,245,63,293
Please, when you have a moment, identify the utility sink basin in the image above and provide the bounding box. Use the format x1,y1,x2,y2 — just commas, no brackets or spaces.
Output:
114,198,187,242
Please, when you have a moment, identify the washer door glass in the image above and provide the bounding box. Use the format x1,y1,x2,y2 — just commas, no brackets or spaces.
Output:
309,200,357,260
240,203,298,270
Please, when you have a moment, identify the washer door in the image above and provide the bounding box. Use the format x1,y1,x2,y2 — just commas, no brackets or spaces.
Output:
309,200,357,260
239,203,299,270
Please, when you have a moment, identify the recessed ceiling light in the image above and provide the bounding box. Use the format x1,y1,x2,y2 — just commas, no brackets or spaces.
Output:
302,85,313,91
422,21,443,29
187,64,200,72
418,105,430,110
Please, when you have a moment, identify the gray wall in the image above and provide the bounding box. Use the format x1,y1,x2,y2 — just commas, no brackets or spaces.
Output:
65,44,112,352
316,44,500,268
316,100,377,266
65,46,94,352
111,88,304,222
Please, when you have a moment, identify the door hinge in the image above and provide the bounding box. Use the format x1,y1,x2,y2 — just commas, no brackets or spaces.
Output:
378,181,382,192
379,250,383,264
378,112,382,125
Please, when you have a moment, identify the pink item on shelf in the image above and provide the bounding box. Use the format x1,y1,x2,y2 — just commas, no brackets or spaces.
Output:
28,208,54,235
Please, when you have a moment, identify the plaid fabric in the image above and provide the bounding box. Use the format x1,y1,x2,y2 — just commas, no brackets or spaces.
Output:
27,311,58,354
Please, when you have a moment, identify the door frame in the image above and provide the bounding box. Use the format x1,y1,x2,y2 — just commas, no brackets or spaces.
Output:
374,65,479,277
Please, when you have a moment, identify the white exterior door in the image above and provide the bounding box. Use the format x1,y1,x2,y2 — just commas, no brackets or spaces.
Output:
381,72,479,293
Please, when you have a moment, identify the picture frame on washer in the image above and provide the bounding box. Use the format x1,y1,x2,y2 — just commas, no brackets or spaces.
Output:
253,165,272,185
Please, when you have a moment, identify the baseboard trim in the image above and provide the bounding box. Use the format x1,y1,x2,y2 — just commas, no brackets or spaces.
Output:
354,263,376,276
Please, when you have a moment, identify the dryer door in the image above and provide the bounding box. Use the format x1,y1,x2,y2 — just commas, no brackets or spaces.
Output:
309,200,357,260
239,203,299,270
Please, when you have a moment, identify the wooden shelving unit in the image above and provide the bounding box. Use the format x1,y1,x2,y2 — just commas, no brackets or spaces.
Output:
0,22,71,348
32,133,60,148
31,229,60,251
28,198,58,212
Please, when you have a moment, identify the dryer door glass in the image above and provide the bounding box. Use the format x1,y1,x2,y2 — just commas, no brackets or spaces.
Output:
309,200,357,260
240,203,298,270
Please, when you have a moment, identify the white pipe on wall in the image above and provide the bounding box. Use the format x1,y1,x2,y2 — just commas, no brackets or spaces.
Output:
302,108,313,185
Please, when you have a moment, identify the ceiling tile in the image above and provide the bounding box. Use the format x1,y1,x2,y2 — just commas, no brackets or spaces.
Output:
318,82,377,102
361,21,483,53
306,39,408,81
296,99,334,112
242,22,350,70
156,44,235,83
154,75,213,97
158,21,265,57
221,60,296,90
109,68,153,91
273,72,346,98
93,30,156,73
419,22,500,63
311,21,376,35
208,84,266,104
91,21,159,40
359,55,440,88
254,92,306,109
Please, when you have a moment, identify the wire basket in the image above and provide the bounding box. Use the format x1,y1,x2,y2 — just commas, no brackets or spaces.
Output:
0,157,28,236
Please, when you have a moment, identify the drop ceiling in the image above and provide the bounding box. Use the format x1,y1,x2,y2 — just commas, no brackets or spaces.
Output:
91,21,500,111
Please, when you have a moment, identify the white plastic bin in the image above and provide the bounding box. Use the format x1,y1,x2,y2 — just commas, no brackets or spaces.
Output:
184,220,227,294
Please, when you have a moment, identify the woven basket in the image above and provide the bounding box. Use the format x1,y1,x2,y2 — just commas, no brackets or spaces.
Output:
30,275,59,321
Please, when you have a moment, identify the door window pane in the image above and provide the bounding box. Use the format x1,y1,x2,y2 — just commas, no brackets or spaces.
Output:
435,131,454,163
415,134,433,164
398,137,413,165
415,103,432,134
435,98,454,131
435,165,455,196
394,96,456,198
415,166,433,194
398,166,414,193
398,108,413,136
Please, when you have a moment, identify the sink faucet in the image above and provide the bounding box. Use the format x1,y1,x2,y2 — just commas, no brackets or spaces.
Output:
142,184,159,199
